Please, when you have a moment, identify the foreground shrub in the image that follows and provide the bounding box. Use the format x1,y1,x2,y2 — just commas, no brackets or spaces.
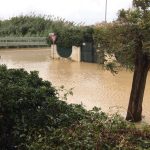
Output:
0,65,85,149
0,65,150,150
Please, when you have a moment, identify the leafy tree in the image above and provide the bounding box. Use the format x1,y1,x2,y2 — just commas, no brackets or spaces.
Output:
119,0,150,122
94,0,150,122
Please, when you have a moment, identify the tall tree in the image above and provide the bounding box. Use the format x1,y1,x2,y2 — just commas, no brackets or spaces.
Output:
94,0,150,122
125,0,150,122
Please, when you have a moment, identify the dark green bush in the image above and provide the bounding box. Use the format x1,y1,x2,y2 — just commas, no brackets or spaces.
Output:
0,65,150,150
0,65,84,149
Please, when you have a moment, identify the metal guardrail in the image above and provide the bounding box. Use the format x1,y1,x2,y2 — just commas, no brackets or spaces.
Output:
0,37,48,47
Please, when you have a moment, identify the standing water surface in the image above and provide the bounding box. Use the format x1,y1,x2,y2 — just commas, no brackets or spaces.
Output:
0,48,150,123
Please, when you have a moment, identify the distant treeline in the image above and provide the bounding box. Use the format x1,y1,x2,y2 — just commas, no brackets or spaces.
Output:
0,14,79,37
0,14,94,48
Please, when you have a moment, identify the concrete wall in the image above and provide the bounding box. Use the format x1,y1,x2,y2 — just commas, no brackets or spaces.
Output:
70,46,81,62
50,44,60,59
50,44,81,62
104,52,116,63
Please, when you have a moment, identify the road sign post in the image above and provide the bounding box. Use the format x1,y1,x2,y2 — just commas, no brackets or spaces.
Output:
49,33,57,59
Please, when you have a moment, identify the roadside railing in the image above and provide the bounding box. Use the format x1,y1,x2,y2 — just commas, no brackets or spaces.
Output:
0,37,48,47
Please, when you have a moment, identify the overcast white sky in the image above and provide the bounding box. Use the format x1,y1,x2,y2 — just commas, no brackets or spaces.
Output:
0,0,132,25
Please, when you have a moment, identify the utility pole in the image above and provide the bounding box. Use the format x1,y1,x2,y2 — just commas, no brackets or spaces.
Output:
105,0,108,23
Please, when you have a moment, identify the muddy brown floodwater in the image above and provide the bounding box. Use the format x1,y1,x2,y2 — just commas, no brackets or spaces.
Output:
0,48,150,123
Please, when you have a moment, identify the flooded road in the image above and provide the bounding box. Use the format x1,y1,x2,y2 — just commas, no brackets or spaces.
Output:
0,48,150,123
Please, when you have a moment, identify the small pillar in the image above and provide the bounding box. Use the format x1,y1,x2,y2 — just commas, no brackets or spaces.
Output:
71,46,81,62
50,44,60,59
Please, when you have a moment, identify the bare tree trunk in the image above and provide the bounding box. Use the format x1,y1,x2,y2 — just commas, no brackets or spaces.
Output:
126,53,149,122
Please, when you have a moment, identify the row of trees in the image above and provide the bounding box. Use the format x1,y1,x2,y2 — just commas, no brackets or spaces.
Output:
0,14,79,37
0,14,93,48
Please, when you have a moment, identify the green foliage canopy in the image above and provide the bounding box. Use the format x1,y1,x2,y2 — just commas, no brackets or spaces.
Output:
93,0,150,72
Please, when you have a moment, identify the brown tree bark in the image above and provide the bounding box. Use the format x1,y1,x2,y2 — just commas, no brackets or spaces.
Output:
126,32,150,122
126,52,150,122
